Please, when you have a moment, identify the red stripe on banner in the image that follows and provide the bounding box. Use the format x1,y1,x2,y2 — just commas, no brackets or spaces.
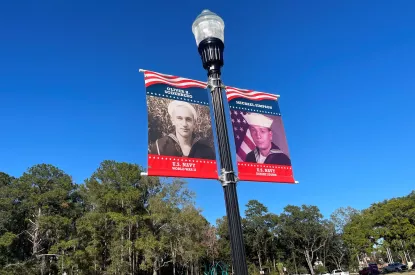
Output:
225,87,278,97
236,148,247,161
143,70,206,89
144,70,177,79
226,93,278,102
144,70,206,85
225,86,279,101
147,154,218,179
237,162,295,183
145,79,206,89
243,136,256,150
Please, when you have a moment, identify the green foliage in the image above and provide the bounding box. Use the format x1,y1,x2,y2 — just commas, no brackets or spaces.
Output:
1,163,414,274
343,192,415,268
315,265,327,274
0,233,16,248
278,205,331,275
298,266,309,274
216,216,232,266
274,262,284,275
248,262,260,275
243,200,279,271
330,207,360,234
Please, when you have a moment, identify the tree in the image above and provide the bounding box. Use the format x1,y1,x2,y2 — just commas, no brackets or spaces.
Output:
327,230,348,270
0,165,80,273
216,216,231,267
136,179,194,275
177,205,208,275
19,164,78,273
330,207,361,234
243,200,278,272
279,205,330,275
0,172,16,267
202,225,219,266
2,161,414,274
78,160,160,274
327,207,360,270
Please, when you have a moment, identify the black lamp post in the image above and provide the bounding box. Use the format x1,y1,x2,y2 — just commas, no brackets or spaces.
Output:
192,10,249,275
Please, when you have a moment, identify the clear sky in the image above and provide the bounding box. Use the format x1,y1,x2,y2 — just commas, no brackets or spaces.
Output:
1,0,414,225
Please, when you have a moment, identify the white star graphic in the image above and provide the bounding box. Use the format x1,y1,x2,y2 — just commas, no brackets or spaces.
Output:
239,127,243,131
234,127,238,131
236,135,240,139
237,119,241,123
232,119,235,123
233,110,238,115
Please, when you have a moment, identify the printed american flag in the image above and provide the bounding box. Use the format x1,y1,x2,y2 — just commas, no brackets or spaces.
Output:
230,110,256,162
143,70,206,89
226,86,279,101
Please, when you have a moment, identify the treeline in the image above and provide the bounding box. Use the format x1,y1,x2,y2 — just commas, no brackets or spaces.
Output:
0,161,414,275
343,191,415,267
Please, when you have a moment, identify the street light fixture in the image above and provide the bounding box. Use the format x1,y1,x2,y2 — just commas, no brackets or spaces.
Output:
193,9,249,275
192,9,225,70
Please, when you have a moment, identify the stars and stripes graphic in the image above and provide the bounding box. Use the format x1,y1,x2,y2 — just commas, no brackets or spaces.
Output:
231,109,256,162
143,70,206,89
226,86,279,102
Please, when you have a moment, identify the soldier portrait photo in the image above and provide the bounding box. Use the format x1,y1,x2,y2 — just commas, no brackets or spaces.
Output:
231,110,291,165
147,97,216,160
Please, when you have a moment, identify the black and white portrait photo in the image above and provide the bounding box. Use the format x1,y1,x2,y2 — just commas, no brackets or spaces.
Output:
147,97,216,160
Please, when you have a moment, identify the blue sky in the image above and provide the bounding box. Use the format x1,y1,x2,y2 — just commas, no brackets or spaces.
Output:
1,0,414,225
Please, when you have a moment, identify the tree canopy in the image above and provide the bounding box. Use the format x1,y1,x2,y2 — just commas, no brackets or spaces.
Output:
1,162,414,275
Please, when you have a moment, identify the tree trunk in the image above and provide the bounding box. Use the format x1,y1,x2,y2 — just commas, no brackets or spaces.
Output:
273,257,276,272
363,253,369,266
94,230,97,273
171,241,176,275
153,260,158,275
121,227,124,272
32,208,42,255
40,255,46,275
61,250,65,273
128,222,132,275
136,220,140,274
104,216,108,269
258,250,263,271
305,250,315,275
293,252,298,275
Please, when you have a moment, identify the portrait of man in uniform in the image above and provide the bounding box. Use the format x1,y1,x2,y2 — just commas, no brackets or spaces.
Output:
150,100,216,160
242,113,291,165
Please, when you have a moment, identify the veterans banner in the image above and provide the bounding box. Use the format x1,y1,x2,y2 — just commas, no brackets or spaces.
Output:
143,70,218,179
226,86,295,183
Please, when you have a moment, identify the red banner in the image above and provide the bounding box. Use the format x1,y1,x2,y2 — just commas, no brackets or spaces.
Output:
143,70,219,179
237,163,294,183
148,154,218,179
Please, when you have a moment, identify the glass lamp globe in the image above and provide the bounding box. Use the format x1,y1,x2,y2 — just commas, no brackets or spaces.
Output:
192,9,225,46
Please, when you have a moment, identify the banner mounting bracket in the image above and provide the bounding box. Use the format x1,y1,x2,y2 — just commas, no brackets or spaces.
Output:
218,168,238,187
207,77,226,92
